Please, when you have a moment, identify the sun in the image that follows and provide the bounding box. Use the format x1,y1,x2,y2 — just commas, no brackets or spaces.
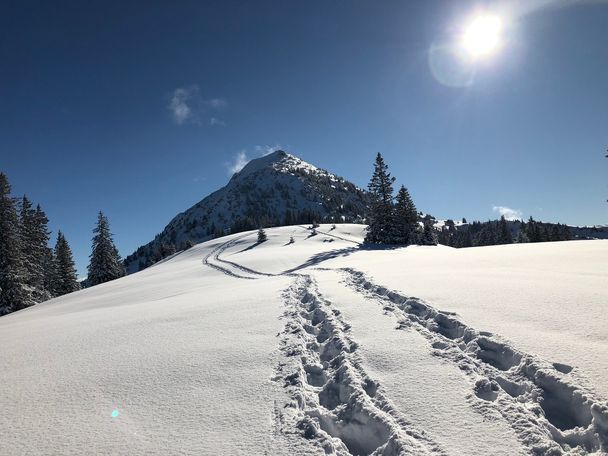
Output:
461,14,503,59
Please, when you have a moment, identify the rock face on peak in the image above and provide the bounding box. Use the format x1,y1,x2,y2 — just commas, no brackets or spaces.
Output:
124,151,368,273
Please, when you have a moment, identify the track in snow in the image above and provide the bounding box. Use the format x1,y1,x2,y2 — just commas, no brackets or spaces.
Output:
201,236,608,454
340,268,608,455
275,274,441,456
298,225,363,246
202,233,266,279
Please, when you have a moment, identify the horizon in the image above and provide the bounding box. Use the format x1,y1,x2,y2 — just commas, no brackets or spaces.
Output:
2,0,607,276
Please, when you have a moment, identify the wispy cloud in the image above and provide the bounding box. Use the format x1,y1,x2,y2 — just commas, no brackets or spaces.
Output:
209,117,226,127
224,145,285,175
255,144,283,156
168,86,197,125
226,150,249,174
205,98,228,109
167,85,227,126
492,205,523,221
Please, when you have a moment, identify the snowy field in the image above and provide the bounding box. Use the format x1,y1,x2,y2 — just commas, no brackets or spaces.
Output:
1,224,607,455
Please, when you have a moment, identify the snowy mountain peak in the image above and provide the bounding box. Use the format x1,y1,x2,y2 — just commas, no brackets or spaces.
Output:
231,150,327,182
231,150,291,179
124,151,368,273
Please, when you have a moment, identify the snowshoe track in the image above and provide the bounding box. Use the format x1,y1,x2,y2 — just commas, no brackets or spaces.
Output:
341,268,608,455
275,274,441,456
201,235,607,455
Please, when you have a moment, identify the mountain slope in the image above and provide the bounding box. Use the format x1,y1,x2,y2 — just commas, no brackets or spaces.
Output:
1,226,607,455
124,151,367,273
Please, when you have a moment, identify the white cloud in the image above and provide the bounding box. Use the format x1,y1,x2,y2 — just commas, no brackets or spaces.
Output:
205,98,227,109
226,150,249,174
167,85,227,126
209,117,226,127
492,205,523,221
255,144,283,156
168,86,199,125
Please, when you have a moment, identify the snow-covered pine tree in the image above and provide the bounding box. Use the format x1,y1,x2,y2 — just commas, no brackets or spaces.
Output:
23,202,55,302
41,243,57,299
54,231,80,297
394,185,419,245
0,174,31,314
257,228,267,243
87,211,125,286
365,153,396,244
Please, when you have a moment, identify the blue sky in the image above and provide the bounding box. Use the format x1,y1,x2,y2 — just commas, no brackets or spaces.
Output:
1,0,607,275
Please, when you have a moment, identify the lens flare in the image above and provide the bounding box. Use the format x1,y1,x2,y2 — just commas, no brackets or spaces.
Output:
461,14,503,59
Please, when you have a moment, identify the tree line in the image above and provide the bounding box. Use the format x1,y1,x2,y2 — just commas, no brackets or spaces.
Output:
0,173,124,316
436,216,573,248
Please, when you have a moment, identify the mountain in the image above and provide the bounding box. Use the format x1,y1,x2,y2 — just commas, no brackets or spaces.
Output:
124,151,368,273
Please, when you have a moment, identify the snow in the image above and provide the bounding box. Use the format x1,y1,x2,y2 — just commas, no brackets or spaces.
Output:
1,224,607,455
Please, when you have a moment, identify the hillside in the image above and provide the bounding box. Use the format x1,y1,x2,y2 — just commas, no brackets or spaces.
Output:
124,151,368,273
1,225,607,455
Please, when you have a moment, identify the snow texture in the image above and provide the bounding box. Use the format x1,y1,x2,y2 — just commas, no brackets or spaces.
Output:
1,224,607,455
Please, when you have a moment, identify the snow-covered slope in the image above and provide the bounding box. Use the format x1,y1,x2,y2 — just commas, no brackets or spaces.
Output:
124,151,367,273
1,225,607,455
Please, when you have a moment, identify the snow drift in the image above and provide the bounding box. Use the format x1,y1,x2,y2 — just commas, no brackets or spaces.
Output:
1,225,606,455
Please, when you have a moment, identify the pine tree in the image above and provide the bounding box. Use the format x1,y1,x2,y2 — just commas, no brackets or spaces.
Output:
365,153,396,244
475,221,497,246
23,202,55,302
257,228,267,243
0,174,31,314
394,185,419,245
526,217,539,242
497,216,513,244
87,211,125,286
421,219,437,245
42,245,57,298
54,231,80,297
515,221,529,243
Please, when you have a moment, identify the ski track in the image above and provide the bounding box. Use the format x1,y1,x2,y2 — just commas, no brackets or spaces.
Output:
202,233,262,279
202,236,608,455
299,225,363,246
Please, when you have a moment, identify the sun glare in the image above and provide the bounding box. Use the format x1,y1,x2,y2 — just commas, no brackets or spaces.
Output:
461,14,503,59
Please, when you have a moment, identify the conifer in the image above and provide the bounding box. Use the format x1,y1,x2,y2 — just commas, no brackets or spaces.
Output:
54,231,80,296
394,185,419,244
365,153,395,244
0,174,31,314
87,211,125,286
